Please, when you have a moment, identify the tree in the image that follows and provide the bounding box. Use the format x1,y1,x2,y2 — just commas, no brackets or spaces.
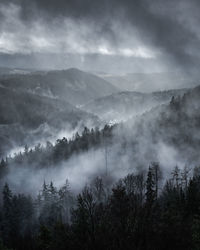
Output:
171,165,181,189
145,167,156,207
151,162,161,199
71,186,98,249
181,165,191,190
90,177,106,203
108,183,130,249
0,159,7,178
37,225,51,250
59,180,73,223
2,184,13,247
2,184,12,211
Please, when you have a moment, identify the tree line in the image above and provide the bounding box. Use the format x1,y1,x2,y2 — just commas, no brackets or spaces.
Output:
1,163,200,250
0,124,114,179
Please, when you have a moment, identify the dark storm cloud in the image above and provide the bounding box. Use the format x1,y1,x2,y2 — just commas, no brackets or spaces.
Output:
0,0,200,70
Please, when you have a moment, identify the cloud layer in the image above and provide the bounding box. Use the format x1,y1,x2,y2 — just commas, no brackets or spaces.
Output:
0,0,200,72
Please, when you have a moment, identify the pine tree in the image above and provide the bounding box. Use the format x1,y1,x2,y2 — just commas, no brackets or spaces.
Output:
146,167,155,207
3,183,12,214
171,165,181,189
59,180,73,223
2,184,13,247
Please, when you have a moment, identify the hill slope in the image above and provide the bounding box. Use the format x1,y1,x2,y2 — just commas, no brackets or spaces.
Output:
1,85,200,194
102,72,198,92
0,68,118,106
82,88,187,122
0,86,99,156
116,85,200,167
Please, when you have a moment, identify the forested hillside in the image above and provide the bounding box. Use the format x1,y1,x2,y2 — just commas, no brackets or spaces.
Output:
0,68,118,106
1,0,200,249
102,72,198,92
121,85,200,165
82,88,187,122
1,86,200,195
0,69,200,250
0,85,99,157
1,163,200,250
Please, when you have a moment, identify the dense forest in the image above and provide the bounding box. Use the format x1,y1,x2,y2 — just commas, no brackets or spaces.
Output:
1,0,200,249
1,86,200,250
0,124,114,179
1,89,200,249
2,85,200,177
1,163,200,250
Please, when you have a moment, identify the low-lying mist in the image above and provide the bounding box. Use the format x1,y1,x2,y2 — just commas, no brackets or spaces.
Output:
1,119,194,197
1,82,200,199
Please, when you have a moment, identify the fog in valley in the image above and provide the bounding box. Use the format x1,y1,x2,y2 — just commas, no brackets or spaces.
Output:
0,0,200,194
1,1,200,249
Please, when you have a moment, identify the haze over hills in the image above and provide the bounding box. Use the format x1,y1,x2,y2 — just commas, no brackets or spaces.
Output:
2,84,200,193
0,67,200,239
0,67,196,157
2,83,200,249
117,85,200,167
0,67,117,156
0,68,118,106
0,67,33,75
82,88,188,122
0,84,99,156
101,72,199,92
1,0,200,248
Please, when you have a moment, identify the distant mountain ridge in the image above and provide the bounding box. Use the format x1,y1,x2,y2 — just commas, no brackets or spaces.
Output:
0,67,119,156
102,72,198,92
82,88,188,122
116,85,200,166
0,68,118,106
4,85,200,177
0,85,99,156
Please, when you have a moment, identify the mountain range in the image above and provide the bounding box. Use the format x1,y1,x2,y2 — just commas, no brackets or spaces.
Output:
0,68,118,106
0,67,197,160
101,72,198,92
82,88,188,122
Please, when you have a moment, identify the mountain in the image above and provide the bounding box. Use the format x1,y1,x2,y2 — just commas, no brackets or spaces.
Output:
116,85,200,167
101,72,198,92
1,85,200,250
82,88,187,122
0,85,99,156
0,68,118,106
0,67,34,75
1,85,200,198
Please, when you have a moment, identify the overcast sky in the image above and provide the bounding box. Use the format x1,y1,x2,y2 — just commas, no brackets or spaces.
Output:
0,0,200,73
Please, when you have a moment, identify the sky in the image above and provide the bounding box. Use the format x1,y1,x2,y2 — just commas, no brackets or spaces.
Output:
0,0,200,73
